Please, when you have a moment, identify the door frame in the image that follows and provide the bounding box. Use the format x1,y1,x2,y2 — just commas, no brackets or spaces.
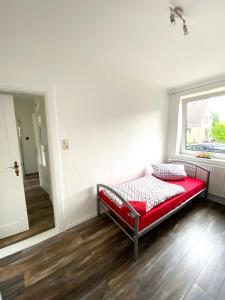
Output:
0,86,64,259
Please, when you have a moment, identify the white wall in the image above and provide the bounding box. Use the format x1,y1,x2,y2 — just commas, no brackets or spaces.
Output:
57,67,169,227
14,97,38,175
0,1,169,229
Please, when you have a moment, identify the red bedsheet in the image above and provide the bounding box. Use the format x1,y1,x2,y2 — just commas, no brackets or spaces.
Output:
99,176,205,231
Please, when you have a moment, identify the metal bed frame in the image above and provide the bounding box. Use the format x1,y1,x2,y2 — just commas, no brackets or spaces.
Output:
97,160,210,261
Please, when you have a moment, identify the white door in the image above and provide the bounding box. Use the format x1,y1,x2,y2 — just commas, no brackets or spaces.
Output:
0,95,29,239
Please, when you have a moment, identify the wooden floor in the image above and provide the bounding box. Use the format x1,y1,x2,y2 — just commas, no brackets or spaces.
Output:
0,174,55,249
1,198,225,300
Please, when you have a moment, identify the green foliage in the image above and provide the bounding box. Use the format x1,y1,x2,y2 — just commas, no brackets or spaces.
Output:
186,131,196,144
211,112,220,125
210,122,225,142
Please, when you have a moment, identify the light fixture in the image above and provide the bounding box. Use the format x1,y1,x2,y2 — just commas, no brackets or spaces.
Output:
170,7,176,24
169,6,189,36
183,20,188,36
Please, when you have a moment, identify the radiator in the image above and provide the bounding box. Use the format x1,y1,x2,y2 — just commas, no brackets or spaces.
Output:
172,159,225,199
195,163,225,198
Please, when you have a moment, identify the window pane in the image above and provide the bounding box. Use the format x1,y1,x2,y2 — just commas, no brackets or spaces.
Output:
186,95,225,154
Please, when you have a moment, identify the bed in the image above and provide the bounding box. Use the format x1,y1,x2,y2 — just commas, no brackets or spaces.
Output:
97,160,210,260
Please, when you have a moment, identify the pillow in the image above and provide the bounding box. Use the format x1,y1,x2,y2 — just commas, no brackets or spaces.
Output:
151,163,186,180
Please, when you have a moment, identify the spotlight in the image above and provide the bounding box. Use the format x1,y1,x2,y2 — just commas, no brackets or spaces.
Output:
170,8,176,24
169,6,189,36
183,21,189,35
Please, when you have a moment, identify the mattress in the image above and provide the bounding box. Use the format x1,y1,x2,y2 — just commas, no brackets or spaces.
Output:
103,175,185,213
99,176,205,231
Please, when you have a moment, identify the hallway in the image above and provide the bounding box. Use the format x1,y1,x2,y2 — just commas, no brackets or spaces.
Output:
0,174,55,249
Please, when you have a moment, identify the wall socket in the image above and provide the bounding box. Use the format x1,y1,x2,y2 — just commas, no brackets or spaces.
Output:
62,139,69,150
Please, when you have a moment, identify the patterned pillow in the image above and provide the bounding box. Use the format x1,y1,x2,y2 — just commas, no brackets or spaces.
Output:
151,163,186,180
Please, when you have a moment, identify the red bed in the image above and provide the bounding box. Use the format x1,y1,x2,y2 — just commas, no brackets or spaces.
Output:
99,176,205,231
97,160,210,260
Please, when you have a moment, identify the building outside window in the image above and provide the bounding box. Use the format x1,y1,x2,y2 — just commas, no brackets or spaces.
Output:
183,93,225,156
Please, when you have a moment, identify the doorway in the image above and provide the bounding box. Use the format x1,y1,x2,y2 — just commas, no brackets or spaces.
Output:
0,92,55,249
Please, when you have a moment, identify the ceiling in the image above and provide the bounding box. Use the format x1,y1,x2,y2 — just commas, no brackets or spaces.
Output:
1,0,225,89
82,0,225,88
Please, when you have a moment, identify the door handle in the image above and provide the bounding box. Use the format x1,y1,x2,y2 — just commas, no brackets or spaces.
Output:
7,161,20,176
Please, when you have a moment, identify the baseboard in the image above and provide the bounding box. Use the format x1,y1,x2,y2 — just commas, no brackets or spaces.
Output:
0,228,59,259
208,193,225,205
40,179,49,194
65,213,97,231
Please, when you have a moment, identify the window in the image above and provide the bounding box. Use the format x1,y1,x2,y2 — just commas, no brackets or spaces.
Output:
183,93,225,156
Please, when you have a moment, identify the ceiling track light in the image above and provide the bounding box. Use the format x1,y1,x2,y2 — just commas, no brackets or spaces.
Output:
183,20,188,36
169,6,189,36
170,7,176,24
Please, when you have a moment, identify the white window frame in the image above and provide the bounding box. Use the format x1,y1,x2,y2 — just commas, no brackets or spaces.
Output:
180,90,225,160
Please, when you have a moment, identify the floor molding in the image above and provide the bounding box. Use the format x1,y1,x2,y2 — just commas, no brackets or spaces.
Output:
208,193,225,206
0,228,59,259
40,179,49,194
65,213,97,231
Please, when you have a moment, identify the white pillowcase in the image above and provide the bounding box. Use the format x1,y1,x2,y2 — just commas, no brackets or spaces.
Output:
151,163,187,180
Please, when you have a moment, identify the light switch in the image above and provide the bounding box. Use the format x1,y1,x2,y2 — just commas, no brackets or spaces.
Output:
62,139,69,150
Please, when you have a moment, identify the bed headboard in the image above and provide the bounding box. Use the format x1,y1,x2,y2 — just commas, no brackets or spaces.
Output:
168,159,210,186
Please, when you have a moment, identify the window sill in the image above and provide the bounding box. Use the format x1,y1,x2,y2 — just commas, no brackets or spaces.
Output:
172,153,225,168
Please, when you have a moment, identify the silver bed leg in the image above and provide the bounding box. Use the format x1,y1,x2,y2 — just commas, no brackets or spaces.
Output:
205,189,208,201
134,236,139,261
205,172,210,201
134,215,139,261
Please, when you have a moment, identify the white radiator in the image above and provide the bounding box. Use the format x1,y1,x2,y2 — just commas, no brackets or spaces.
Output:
172,160,225,199
199,163,225,198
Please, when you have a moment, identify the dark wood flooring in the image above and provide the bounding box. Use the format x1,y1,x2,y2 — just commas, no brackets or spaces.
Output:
1,198,225,300
0,174,55,249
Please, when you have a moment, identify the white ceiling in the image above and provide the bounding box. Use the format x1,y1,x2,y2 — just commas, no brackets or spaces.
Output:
1,0,225,89
80,0,225,89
